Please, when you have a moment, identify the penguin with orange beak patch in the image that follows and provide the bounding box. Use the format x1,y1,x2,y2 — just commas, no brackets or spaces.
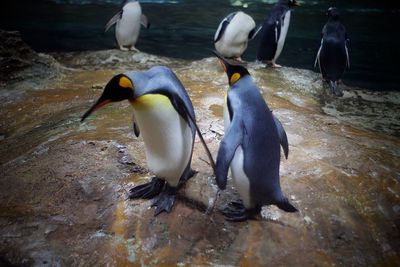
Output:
213,51,297,221
81,66,215,216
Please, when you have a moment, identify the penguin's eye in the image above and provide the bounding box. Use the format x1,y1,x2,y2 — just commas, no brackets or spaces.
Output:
119,76,134,89
230,73,241,84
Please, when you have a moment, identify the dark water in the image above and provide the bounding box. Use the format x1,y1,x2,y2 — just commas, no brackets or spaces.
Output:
1,0,398,91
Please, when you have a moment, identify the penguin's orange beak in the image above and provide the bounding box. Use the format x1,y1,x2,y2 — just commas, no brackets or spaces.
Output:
212,50,229,73
81,97,111,122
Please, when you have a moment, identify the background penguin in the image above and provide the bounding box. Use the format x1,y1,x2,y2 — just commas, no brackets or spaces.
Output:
214,11,260,62
81,66,215,216
257,0,300,67
105,0,150,51
213,51,297,221
314,7,350,96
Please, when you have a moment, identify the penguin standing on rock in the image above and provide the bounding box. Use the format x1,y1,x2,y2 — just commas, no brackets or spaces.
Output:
214,11,261,62
314,7,350,96
81,66,215,216
105,0,150,51
213,51,297,221
257,0,300,67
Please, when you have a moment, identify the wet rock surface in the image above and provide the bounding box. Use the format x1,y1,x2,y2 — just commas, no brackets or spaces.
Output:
1,45,399,266
0,30,65,90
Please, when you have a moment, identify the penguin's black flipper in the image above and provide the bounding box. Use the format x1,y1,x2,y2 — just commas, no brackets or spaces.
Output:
345,43,350,69
272,115,289,159
214,12,238,43
151,184,177,216
105,11,122,32
248,24,262,40
140,14,150,29
276,197,298,212
128,177,165,199
216,114,244,190
314,39,323,70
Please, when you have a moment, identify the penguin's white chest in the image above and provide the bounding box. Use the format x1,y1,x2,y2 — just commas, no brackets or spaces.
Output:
274,10,291,61
116,2,142,46
215,12,256,58
132,94,193,187
223,101,251,208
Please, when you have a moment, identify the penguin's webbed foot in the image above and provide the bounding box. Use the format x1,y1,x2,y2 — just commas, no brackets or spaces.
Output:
119,46,129,51
220,201,258,222
151,184,177,216
129,46,140,52
234,57,246,63
128,177,165,199
267,62,282,68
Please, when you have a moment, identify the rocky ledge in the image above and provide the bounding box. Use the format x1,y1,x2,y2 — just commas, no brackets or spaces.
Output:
0,30,399,266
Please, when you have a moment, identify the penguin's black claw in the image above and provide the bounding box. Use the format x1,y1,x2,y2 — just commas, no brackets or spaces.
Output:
151,184,177,216
128,177,165,200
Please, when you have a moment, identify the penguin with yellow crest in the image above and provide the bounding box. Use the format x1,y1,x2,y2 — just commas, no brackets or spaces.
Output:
213,51,297,221
81,66,215,216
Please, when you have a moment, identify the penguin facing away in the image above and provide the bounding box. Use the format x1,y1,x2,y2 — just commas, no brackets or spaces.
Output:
214,11,261,62
105,0,150,51
213,51,297,221
81,66,215,216
257,0,300,67
314,7,350,96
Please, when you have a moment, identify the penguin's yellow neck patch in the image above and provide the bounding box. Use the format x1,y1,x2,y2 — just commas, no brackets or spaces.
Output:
119,76,133,89
131,94,172,111
230,73,241,85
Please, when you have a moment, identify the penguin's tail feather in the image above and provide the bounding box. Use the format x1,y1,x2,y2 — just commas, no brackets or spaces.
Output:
276,197,298,213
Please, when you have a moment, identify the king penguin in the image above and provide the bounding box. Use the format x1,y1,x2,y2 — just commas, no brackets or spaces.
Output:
81,66,215,216
214,11,261,62
314,7,350,96
105,0,150,51
213,51,297,221
257,0,300,67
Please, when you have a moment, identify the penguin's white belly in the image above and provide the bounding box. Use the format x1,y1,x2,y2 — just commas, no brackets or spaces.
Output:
223,101,251,208
132,94,193,187
116,2,141,46
231,146,251,208
215,13,255,58
274,11,291,62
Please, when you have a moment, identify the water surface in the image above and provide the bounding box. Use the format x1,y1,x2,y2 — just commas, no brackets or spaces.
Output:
1,0,398,91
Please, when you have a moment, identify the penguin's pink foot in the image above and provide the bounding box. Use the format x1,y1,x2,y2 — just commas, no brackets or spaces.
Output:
267,61,282,68
234,57,246,63
129,46,140,52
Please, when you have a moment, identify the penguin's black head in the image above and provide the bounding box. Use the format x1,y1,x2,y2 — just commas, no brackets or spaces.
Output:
288,0,300,7
212,51,250,86
327,7,340,20
81,74,134,122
